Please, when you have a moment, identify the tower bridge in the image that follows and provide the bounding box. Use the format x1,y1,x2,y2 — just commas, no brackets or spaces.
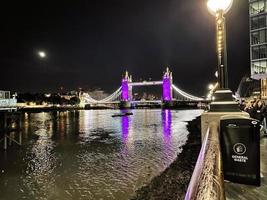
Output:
81,68,204,108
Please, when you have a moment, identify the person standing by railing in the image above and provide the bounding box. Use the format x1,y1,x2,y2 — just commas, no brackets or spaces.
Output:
244,101,254,116
251,99,264,122
260,101,267,136
245,98,267,136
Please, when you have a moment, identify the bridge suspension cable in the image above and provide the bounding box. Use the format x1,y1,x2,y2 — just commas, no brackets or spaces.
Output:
83,87,122,104
172,84,204,101
83,84,203,104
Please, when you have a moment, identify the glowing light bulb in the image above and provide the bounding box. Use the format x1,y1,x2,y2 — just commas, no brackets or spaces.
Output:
207,0,233,15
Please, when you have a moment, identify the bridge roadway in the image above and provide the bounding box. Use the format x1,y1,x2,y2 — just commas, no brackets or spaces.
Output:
87,100,205,105
88,100,162,105
225,136,267,200
128,81,163,86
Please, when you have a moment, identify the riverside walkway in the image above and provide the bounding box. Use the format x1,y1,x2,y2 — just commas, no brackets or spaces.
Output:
225,137,267,200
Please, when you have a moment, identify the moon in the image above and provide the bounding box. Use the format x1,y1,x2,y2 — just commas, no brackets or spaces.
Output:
38,51,46,58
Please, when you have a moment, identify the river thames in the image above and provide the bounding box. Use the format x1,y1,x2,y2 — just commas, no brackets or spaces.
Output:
0,109,202,200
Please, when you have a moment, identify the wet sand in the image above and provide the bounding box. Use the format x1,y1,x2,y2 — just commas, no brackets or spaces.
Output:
131,116,201,200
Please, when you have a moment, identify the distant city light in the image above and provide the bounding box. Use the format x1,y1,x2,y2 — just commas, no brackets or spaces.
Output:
215,71,218,78
207,93,212,99
38,51,46,58
208,84,214,90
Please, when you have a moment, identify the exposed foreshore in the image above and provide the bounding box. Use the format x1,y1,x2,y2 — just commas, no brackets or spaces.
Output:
131,116,201,200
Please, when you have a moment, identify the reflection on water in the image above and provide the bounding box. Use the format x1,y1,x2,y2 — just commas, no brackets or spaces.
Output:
0,109,202,200
163,109,172,135
121,116,130,144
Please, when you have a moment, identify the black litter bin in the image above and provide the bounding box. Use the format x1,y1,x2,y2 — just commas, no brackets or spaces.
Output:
220,115,261,186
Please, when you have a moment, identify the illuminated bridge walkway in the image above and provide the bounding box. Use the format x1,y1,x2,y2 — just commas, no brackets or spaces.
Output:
81,68,204,107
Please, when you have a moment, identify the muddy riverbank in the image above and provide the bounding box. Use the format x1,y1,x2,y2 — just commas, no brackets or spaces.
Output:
131,116,201,200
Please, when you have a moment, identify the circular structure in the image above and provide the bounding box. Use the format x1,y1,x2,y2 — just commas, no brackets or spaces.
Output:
207,0,233,15
233,143,246,155
38,51,46,58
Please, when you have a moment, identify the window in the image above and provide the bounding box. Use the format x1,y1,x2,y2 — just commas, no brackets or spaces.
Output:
252,45,267,60
252,31,259,45
250,2,258,15
260,45,267,58
260,29,266,43
259,1,265,13
259,15,266,28
261,79,267,98
251,29,267,45
252,46,260,59
251,15,267,30
251,16,259,30
252,60,267,74
252,31,260,44
250,1,265,15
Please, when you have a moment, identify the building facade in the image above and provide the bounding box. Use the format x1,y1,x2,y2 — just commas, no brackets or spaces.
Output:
0,90,17,110
249,0,267,98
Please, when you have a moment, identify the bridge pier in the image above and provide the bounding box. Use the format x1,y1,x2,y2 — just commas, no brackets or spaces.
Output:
119,101,132,109
0,111,22,150
162,100,174,109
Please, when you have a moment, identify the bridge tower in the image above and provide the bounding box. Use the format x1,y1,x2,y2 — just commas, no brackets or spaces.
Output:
120,71,132,108
162,67,173,102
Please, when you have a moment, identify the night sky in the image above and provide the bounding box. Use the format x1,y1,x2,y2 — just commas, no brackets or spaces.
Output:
0,0,249,96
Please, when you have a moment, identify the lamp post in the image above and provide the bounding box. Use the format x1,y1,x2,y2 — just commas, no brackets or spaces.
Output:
207,0,233,89
207,0,239,111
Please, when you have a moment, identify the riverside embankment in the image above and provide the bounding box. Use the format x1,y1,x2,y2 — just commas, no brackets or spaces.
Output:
132,116,201,200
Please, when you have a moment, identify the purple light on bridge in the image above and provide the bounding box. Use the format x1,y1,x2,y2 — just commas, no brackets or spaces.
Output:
122,79,129,101
163,77,171,101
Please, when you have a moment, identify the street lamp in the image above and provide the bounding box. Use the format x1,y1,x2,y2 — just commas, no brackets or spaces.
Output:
207,0,233,89
207,0,233,15
207,0,239,112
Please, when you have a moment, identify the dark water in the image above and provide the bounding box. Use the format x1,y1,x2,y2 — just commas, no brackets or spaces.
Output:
0,109,202,200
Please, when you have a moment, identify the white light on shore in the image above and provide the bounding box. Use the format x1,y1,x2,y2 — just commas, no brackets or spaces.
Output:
208,84,214,90
207,93,212,99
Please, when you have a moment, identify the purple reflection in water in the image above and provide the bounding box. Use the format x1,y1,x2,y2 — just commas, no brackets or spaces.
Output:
162,109,172,137
121,116,129,143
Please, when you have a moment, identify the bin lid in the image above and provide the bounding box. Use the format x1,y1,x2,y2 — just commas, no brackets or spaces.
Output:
220,115,256,121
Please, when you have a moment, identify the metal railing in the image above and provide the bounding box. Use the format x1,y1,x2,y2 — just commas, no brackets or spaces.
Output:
184,122,225,200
